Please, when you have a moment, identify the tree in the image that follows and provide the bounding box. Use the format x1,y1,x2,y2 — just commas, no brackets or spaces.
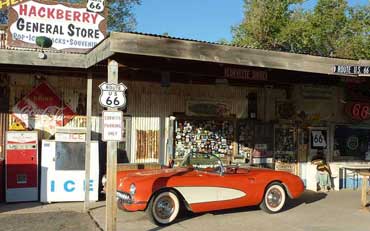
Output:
334,5,370,59
232,0,370,59
232,0,304,50
0,0,141,32
308,0,348,57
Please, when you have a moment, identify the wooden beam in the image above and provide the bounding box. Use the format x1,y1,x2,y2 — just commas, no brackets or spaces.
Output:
105,60,118,231
84,74,93,212
0,49,86,68
109,32,370,76
86,38,115,68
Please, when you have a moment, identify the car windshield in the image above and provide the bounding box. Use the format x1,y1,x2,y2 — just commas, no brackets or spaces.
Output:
180,153,223,173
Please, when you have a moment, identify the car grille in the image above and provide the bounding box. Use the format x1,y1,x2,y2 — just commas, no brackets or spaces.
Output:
116,191,132,204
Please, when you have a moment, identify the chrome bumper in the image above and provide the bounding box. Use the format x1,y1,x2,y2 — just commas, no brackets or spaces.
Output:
116,191,132,204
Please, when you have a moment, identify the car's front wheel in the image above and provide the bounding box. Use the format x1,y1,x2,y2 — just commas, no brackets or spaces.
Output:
146,190,180,226
260,183,286,213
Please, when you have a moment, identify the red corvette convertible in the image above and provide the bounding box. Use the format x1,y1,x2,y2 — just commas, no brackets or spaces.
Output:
114,153,304,226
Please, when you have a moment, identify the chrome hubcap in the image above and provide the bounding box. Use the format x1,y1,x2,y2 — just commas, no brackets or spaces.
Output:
155,196,174,219
267,188,282,208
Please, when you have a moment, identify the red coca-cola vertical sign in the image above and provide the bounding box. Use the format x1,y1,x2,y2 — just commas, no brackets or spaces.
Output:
12,82,75,132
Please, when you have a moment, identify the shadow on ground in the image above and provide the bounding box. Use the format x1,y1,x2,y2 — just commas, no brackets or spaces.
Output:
0,202,42,214
285,190,327,210
147,189,327,230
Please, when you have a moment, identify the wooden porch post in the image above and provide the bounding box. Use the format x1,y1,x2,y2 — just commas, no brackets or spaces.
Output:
106,60,118,231
84,73,93,211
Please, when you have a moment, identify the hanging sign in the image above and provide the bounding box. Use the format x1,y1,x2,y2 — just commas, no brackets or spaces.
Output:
102,111,123,141
99,82,127,109
186,100,231,117
334,65,370,76
310,129,327,149
7,0,107,51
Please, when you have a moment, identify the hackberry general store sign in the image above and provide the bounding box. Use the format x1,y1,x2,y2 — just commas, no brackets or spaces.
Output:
7,0,106,51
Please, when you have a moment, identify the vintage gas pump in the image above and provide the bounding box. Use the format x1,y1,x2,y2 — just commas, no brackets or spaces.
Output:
5,131,38,202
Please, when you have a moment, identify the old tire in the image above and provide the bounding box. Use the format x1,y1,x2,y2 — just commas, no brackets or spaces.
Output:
260,183,286,213
146,190,180,226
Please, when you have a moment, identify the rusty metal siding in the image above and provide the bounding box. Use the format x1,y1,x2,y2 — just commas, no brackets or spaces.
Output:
123,81,255,163
0,113,8,159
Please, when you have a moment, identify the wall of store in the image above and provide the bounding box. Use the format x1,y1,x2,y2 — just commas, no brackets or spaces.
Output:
4,73,368,191
8,74,101,139
113,81,259,164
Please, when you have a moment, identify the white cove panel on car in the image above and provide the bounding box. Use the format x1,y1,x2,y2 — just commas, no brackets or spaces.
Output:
174,186,246,204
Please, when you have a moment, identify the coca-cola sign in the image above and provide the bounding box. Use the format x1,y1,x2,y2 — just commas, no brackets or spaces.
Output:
12,82,75,133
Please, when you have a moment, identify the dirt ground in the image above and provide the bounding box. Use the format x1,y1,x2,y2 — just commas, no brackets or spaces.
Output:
0,202,100,231
90,190,370,231
0,211,99,231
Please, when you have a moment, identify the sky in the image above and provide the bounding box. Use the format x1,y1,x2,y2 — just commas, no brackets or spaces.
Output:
133,0,369,42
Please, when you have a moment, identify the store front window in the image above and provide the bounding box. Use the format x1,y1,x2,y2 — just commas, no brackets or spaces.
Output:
334,125,370,160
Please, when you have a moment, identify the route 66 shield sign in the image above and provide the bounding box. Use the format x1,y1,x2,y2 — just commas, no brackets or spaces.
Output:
99,82,127,109
87,0,105,13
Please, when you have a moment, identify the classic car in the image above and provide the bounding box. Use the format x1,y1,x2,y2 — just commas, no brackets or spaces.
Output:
112,152,304,226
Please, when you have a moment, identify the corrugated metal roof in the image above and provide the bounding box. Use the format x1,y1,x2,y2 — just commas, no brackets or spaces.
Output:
125,31,222,45
123,31,357,60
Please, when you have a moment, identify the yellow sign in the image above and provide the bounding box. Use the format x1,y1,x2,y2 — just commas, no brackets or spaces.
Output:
0,0,25,10
9,121,26,131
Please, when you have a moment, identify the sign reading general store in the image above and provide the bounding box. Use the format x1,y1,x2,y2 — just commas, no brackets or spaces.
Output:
7,0,106,51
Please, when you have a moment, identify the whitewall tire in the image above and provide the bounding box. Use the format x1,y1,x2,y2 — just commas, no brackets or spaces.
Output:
260,183,286,213
146,190,180,226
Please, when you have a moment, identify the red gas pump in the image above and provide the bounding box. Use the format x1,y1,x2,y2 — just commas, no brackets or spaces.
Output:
6,131,38,202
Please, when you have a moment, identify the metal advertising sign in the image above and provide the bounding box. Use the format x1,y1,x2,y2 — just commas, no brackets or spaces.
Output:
86,0,105,13
310,129,327,149
102,111,123,141
11,82,75,136
7,0,107,51
99,82,127,109
334,65,370,76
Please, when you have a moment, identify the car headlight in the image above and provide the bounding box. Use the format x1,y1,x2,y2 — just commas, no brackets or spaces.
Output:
101,175,107,186
129,183,136,196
